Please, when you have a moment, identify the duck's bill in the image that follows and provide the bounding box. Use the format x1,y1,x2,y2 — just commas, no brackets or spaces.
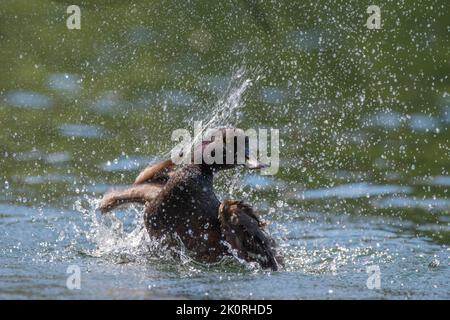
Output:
245,157,269,169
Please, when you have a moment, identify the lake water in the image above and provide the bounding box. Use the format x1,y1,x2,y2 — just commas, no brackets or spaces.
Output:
0,1,449,299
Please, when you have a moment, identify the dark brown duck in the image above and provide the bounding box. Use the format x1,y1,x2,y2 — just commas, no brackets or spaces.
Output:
99,128,283,270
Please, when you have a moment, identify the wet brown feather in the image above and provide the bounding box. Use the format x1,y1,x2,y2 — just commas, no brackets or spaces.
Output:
218,200,282,271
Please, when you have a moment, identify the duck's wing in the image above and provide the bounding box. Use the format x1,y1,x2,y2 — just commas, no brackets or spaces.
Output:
99,183,163,213
134,159,175,185
99,159,176,213
218,200,283,271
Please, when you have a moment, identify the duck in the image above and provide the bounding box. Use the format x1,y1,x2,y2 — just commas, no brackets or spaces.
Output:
99,128,283,271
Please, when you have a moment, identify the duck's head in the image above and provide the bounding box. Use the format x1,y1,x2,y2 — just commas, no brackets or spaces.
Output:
193,128,267,171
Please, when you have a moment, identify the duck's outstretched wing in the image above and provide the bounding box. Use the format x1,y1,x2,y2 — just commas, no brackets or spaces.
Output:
218,200,283,271
99,159,176,213
99,183,163,213
134,159,175,185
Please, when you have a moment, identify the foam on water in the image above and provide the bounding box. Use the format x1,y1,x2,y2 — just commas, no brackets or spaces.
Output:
4,90,53,109
297,182,412,200
100,155,157,172
59,124,106,139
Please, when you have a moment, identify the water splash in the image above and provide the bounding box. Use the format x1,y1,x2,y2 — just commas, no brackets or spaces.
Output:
202,66,256,128
161,66,258,160
69,66,392,276
72,195,262,271
73,197,169,264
